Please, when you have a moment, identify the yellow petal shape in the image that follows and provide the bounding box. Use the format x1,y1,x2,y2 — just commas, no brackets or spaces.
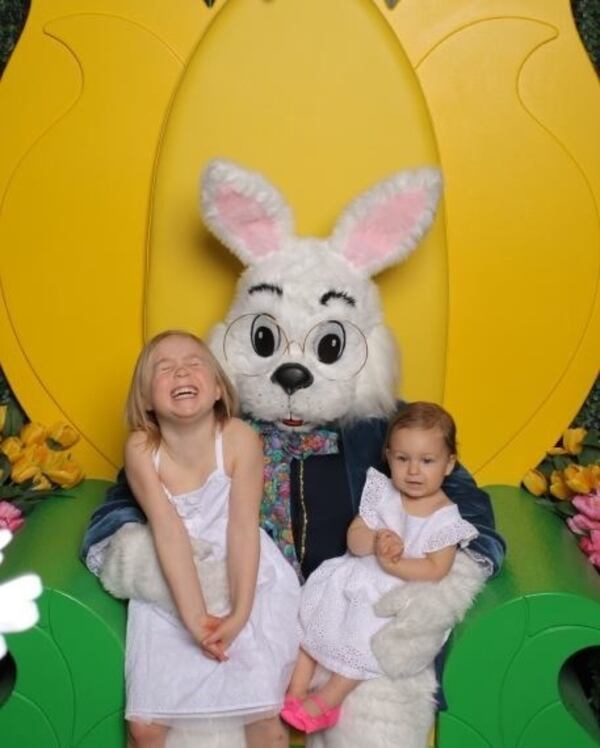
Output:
549,469,573,501
563,427,587,456
522,469,548,497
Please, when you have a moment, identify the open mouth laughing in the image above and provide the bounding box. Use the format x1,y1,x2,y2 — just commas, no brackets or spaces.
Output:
171,386,198,400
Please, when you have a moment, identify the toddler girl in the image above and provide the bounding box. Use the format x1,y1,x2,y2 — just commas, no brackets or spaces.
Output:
123,330,300,748
281,401,478,733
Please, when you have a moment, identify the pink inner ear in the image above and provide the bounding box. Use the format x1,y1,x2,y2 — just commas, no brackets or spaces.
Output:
345,190,428,268
215,188,280,258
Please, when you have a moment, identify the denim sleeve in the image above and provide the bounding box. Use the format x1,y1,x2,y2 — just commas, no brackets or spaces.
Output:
442,464,506,576
79,468,146,562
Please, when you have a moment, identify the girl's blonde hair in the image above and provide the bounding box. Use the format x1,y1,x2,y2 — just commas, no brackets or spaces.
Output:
384,401,458,457
125,329,239,447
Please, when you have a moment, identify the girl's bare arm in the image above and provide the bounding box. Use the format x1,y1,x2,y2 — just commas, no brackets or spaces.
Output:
124,433,209,633
376,544,457,582
347,515,377,556
224,420,262,628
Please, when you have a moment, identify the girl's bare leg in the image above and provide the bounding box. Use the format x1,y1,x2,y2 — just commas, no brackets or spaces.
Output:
287,648,317,699
245,716,288,748
127,720,168,748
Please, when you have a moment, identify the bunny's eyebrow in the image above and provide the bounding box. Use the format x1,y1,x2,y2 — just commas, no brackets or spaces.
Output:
320,290,356,307
248,283,283,297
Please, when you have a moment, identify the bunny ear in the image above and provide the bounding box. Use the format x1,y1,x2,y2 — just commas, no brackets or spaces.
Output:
330,168,442,277
200,159,294,266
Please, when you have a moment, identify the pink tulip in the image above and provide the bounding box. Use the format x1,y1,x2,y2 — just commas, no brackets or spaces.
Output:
568,516,586,535
0,501,25,533
572,491,600,521
567,513,600,534
579,531,600,567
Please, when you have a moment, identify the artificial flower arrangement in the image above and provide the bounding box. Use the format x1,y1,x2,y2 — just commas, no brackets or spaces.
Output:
0,396,84,534
522,426,600,569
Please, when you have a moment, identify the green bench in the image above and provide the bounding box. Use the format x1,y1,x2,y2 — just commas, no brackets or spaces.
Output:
1,482,599,747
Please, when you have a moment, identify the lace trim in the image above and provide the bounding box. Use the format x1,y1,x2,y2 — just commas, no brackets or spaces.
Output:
464,548,494,577
422,519,479,553
358,468,390,529
86,537,111,576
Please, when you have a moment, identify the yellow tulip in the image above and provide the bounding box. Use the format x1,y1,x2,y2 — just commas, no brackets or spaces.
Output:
549,470,573,500
0,404,6,433
563,464,594,494
44,454,84,489
23,443,51,469
11,457,41,484
587,464,600,490
0,436,24,464
547,447,568,456
33,474,52,491
522,469,548,496
562,427,587,456
47,422,80,449
20,422,48,446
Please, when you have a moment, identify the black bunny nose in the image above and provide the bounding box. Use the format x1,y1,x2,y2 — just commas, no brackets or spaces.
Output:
271,364,314,395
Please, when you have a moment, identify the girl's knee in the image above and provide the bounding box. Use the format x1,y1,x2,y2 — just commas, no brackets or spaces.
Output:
128,719,166,747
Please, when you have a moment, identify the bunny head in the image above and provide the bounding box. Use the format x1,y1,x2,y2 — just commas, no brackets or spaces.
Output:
201,159,442,429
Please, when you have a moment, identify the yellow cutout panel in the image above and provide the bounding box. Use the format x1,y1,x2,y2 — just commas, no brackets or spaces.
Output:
145,0,446,405
387,1,600,482
0,0,598,484
0,0,208,476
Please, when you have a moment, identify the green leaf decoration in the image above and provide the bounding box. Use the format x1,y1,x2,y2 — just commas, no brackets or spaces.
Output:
538,458,554,478
535,497,576,518
552,454,571,471
203,0,216,7
0,453,11,484
554,502,577,518
579,445,600,466
3,400,25,438
583,428,600,446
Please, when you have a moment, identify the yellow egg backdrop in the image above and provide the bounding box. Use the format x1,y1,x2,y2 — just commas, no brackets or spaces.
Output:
0,0,598,484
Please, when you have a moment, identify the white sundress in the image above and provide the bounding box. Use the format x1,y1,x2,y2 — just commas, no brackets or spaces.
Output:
125,432,301,728
299,467,478,681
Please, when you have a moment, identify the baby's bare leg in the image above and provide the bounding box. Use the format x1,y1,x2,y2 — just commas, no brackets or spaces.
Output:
287,648,318,699
245,716,288,748
303,673,360,715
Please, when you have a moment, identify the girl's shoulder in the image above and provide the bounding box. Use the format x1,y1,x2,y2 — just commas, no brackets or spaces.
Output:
221,417,262,472
124,430,154,458
221,416,260,445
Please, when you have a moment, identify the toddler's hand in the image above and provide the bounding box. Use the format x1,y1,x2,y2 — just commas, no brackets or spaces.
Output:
375,529,404,563
193,614,228,661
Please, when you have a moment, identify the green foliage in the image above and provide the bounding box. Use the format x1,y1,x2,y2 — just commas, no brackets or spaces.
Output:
573,0,600,72
0,0,29,74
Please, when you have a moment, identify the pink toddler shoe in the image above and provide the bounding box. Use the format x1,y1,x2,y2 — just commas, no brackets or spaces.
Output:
281,694,341,733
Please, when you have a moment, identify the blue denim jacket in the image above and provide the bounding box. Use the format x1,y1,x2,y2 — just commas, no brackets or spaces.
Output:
80,414,505,575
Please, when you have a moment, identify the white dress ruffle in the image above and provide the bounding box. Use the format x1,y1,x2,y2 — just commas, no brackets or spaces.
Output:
298,467,478,680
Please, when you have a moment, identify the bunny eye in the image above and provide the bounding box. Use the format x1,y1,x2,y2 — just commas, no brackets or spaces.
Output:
313,321,346,364
251,314,282,358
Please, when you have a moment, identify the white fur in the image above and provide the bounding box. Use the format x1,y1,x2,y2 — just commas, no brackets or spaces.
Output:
101,523,230,617
202,160,440,427
202,159,294,266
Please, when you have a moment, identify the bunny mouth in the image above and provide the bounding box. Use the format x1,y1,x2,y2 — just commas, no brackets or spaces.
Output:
282,418,304,427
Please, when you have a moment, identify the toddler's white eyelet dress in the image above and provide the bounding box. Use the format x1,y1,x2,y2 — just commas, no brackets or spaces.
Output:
125,431,301,728
299,467,478,680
